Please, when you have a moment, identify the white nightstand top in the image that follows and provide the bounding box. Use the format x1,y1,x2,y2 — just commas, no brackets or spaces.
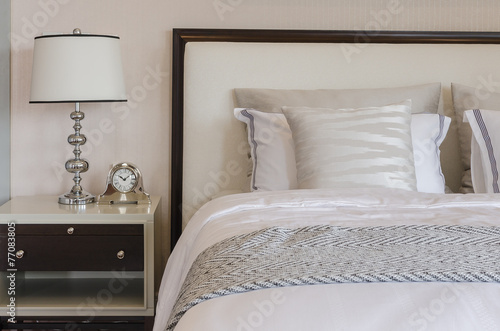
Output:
0,195,160,223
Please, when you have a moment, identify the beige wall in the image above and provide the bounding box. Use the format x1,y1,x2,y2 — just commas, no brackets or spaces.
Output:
9,0,500,271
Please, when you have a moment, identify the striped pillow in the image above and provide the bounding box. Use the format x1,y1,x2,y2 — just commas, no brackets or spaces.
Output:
282,100,417,191
464,109,500,193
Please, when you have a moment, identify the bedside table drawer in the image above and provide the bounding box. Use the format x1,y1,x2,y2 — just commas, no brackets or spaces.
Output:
12,224,142,236
0,224,144,271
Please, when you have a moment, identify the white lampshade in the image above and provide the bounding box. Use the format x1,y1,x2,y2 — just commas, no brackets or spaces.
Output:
30,33,127,103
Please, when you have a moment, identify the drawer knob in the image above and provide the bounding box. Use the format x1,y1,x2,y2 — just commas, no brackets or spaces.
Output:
117,250,125,259
16,250,24,259
67,227,75,235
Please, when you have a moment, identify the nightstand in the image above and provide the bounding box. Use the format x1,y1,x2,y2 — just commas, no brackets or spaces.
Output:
0,196,161,331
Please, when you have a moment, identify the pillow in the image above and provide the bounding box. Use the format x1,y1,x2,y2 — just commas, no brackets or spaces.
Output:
235,107,451,193
234,83,441,114
451,83,500,193
281,101,416,190
464,109,500,193
234,108,297,191
411,114,451,193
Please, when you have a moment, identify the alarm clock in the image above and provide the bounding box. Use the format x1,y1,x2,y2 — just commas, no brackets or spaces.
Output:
97,162,151,204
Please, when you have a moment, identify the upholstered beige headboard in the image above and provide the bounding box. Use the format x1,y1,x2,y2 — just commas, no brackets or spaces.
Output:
171,29,500,248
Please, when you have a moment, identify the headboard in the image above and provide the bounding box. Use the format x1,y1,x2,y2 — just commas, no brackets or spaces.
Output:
171,29,500,249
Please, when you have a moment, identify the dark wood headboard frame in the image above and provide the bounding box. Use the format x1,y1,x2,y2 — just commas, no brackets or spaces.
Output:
170,28,500,250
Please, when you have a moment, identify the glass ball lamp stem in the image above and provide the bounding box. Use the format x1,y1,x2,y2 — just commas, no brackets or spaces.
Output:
58,102,95,204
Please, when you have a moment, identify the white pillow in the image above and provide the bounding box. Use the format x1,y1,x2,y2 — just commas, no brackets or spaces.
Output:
234,108,297,191
235,107,450,193
411,114,451,193
281,101,417,191
464,109,500,193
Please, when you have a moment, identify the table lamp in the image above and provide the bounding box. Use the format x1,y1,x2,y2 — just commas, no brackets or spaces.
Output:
30,28,127,205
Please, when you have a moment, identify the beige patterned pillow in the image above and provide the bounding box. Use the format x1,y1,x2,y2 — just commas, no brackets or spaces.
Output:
282,100,416,191
234,83,441,114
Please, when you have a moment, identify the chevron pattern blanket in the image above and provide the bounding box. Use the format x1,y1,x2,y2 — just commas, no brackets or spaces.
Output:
166,225,500,330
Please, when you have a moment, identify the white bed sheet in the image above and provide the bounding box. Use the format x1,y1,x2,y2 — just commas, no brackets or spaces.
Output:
154,188,500,331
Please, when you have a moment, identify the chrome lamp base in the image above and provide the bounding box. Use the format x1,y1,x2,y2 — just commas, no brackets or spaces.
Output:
59,190,95,205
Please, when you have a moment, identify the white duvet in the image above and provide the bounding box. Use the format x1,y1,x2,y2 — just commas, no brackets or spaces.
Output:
154,188,500,331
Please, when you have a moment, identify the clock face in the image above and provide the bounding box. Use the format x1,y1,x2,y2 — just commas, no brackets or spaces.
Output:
111,168,138,193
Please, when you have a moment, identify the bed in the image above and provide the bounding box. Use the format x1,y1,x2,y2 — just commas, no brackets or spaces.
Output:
154,29,500,331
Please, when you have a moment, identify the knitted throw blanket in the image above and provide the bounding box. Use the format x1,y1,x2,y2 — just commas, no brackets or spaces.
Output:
166,225,500,330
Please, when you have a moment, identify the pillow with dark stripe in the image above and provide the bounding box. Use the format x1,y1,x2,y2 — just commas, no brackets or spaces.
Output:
465,109,500,193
